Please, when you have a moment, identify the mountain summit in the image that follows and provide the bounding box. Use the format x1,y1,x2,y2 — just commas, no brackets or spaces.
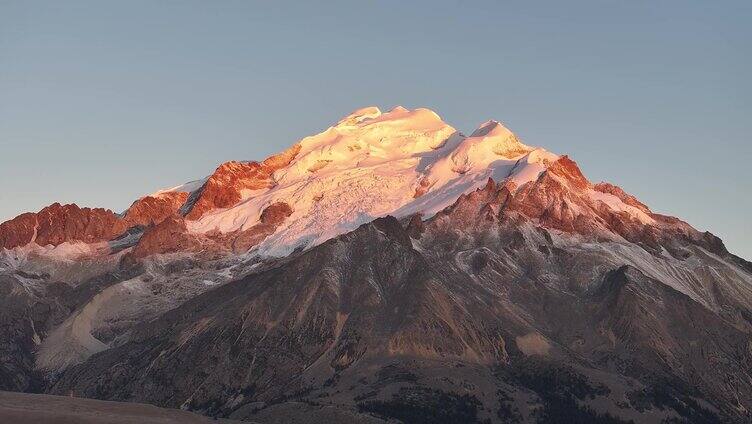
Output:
1,106,751,423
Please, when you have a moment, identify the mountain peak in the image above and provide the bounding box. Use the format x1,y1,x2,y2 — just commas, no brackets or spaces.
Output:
466,119,532,158
470,119,508,137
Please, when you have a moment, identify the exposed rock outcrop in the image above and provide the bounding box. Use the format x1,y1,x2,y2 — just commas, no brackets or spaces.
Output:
231,202,292,253
0,203,126,250
34,204,127,247
0,213,37,250
184,145,300,220
1,193,190,251
128,216,201,259
122,192,189,227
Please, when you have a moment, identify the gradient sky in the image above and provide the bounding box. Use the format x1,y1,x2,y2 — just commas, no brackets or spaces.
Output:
1,0,750,258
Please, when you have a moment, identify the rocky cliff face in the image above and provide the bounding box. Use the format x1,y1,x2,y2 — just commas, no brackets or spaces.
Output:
0,184,193,253
0,204,125,250
0,196,189,252
0,213,37,250
182,144,301,221
127,216,201,259
122,192,189,228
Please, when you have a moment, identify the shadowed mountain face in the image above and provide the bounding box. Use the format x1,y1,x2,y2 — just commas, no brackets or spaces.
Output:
1,106,751,423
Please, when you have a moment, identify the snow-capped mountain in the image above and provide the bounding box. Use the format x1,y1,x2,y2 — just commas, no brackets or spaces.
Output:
177,106,564,257
1,106,751,423
2,106,644,259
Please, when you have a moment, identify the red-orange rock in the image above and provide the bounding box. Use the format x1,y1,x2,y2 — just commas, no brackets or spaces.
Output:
546,155,589,191
0,192,193,250
34,203,127,247
0,213,37,249
413,178,432,198
259,202,293,225
128,215,201,259
184,145,300,220
122,192,189,227
231,202,292,253
0,203,127,249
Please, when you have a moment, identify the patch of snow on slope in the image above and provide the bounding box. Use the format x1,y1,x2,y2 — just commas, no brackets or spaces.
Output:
2,242,101,265
588,190,655,224
508,149,559,187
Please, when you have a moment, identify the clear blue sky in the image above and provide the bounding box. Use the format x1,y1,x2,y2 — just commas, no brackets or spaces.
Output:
1,0,750,258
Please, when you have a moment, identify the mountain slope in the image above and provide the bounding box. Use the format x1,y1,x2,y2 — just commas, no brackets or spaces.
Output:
50,205,752,422
0,105,750,423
